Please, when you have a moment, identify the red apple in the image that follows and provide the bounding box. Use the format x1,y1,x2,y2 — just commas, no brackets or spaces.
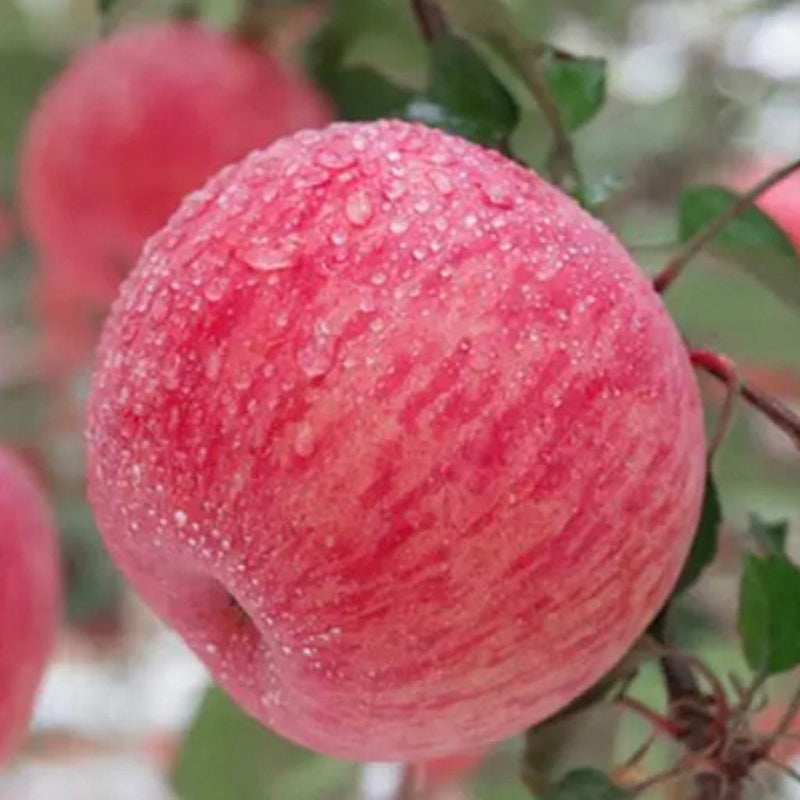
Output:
86,120,706,760
0,448,60,764
19,20,331,373
424,749,485,784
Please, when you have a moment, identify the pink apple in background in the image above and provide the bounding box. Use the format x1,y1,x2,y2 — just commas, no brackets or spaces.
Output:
424,749,485,784
19,20,331,374
0,448,60,764
731,159,800,251
87,120,705,760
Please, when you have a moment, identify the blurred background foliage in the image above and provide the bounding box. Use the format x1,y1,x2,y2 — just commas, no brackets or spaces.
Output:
1,0,800,799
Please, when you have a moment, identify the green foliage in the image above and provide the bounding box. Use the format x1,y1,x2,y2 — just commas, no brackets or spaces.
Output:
749,514,789,557
412,31,519,146
172,687,357,800
98,0,120,12
738,553,800,674
58,498,124,625
675,472,722,594
543,50,606,132
678,185,800,312
310,3,519,147
543,768,626,799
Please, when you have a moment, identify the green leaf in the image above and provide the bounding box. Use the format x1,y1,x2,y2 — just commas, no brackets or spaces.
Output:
738,554,800,674
678,185,800,312
98,0,119,12
326,67,414,121
749,514,789,557
172,687,356,800
675,472,722,593
544,768,626,800
543,51,606,132
421,31,519,147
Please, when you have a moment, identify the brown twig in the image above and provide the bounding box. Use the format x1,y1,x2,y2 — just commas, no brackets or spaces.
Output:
516,46,585,197
690,350,800,450
708,367,740,461
233,0,279,45
628,762,695,797
411,0,447,41
762,683,800,755
653,155,800,294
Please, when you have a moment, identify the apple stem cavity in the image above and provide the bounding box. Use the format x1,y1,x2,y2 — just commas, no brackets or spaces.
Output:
654,155,800,294
690,349,800,451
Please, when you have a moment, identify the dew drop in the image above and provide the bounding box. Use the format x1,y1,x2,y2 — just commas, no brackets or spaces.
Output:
345,190,374,227
240,236,300,272
371,272,387,286
413,199,431,214
481,183,515,209
429,171,453,195
204,278,226,302
390,218,409,235
359,288,376,312
151,289,172,323
330,230,348,247
205,350,222,381
384,180,407,200
297,337,334,379
174,510,188,527
294,421,315,457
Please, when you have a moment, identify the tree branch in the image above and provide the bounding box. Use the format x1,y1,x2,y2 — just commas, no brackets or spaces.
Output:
690,350,800,451
654,155,800,293
514,45,585,197
410,0,447,42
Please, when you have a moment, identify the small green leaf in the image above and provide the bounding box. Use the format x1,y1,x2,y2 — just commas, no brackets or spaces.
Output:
675,472,722,594
422,31,519,147
327,67,414,121
738,554,800,674
544,768,626,800
172,687,356,800
98,0,119,12
543,51,606,132
749,514,789,557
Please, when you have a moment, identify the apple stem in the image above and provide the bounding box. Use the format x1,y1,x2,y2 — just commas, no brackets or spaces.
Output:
234,0,278,45
653,155,800,294
689,349,800,451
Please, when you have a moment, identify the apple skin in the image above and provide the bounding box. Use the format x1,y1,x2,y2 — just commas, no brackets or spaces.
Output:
19,20,331,373
87,120,706,760
0,448,60,764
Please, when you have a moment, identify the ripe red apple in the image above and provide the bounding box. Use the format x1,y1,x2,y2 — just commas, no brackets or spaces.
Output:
86,120,706,760
19,20,331,373
0,447,60,764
